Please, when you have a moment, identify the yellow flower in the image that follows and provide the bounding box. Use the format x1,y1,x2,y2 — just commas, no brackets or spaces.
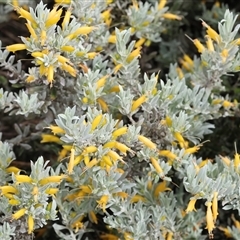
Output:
62,9,72,29
96,195,109,212
61,64,76,77
6,44,27,53
25,20,37,39
202,20,220,42
162,13,182,20
186,198,197,213
138,135,156,149
206,36,214,51
158,0,167,10
206,202,215,238
6,166,20,174
39,175,65,186
0,185,18,194
12,208,27,220
131,194,146,203
212,192,218,222
28,215,34,234
150,157,163,174
9,199,20,205
45,7,62,28
91,114,103,131
97,98,109,112
112,127,128,138
61,45,75,52
107,150,123,162
108,34,117,43
126,47,141,63
131,95,147,112
17,7,36,25
49,125,65,135
68,148,75,174
67,26,96,39
15,175,33,183
154,181,171,197
41,134,62,144
89,211,98,224
45,188,59,195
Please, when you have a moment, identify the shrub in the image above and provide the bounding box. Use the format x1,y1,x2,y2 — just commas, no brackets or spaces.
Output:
1,0,240,239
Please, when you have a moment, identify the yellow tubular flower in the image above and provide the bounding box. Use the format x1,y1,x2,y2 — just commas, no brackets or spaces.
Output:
45,8,62,28
12,208,27,220
68,148,75,174
61,64,76,77
97,98,109,112
126,47,141,63
68,26,96,39
173,132,185,145
114,63,122,73
206,36,214,51
158,0,167,10
62,10,71,29
135,38,146,48
186,198,197,213
108,34,117,43
162,13,182,20
193,39,205,53
17,7,36,24
150,157,163,174
115,142,133,155
138,135,156,149
131,194,146,203
212,192,218,222
91,114,103,131
97,195,109,212
0,186,18,194
87,52,98,59
206,202,215,238
154,181,171,197
49,125,65,135
41,134,61,144
6,166,20,174
25,21,37,39
89,211,98,224
112,127,128,138
28,215,34,234
41,30,47,46
202,20,220,42
85,158,99,169
39,175,65,186
45,188,59,195
9,199,20,205
131,95,147,112
102,155,113,166
103,141,116,149
6,44,27,53
61,45,75,52
159,150,177,160
15,175,33,183
96,75,108,90
183,54,194,66
83,146,98,154
107,150,122,162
